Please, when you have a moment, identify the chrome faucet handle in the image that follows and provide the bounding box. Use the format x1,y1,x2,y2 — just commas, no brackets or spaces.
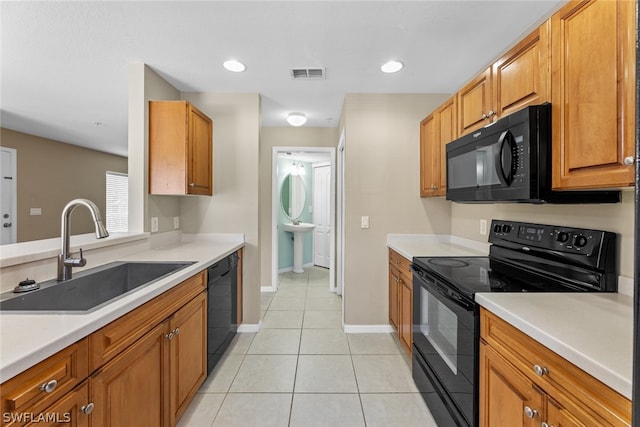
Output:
64,248,87,267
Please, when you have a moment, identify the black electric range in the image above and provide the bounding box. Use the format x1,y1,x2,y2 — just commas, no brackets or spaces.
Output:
411,220,617,427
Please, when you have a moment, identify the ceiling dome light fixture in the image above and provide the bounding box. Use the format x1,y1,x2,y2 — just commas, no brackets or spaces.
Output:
287,112,307,127
381,60,404,73
223,59,246,73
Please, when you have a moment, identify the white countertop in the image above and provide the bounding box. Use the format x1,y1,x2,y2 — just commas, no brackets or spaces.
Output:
386,234,489,259
476,292,633,399
0,233,244,383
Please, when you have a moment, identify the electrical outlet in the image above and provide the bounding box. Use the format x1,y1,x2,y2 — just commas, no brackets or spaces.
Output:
173,216,180,229
361,216,370,229
151,217,159,233
480,219,487,236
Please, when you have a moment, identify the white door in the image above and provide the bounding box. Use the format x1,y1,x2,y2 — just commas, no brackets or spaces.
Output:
0,147,17,245
313,165,331,268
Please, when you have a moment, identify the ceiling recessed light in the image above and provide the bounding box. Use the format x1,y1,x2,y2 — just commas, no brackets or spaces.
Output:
287,112,307,127
381,60,404,73
223,59,246,73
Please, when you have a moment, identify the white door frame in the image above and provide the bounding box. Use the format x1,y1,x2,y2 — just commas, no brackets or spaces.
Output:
270,147,336,292
0,147,17,245
336,130,346,312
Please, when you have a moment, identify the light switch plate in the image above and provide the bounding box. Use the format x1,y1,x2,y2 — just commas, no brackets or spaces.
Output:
361,216,370,229
30,208,42,216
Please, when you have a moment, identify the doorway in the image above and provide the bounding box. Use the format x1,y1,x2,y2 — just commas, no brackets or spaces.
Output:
0,147,17,245
270,147,336,294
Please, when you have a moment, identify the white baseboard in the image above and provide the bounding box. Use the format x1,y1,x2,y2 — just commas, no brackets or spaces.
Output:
343,324,395,334
237,322,261,333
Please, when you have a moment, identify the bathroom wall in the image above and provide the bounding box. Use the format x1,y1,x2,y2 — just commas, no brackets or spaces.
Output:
277,158,313,271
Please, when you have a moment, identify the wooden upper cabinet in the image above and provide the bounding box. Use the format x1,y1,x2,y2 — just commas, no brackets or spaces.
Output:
420,97,456,197
551,0,635,189
493,20,550,118
149,101,213,196
457,67,494,135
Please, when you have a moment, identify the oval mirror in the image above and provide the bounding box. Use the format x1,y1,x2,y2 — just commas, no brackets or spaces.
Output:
280,174,306,220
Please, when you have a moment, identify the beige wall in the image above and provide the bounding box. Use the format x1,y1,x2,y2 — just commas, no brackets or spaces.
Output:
179,93,262,324
341,93,452,326
259,127,339,286
450,190,635,278
1,128,127,242
128,65,264,325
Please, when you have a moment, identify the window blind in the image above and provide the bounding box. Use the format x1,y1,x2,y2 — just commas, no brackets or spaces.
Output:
106,171,128,232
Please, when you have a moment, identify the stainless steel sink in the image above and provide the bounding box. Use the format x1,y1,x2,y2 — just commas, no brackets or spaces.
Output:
0,261,195,313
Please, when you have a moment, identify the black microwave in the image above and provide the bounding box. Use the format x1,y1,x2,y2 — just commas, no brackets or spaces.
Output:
445,103,620,204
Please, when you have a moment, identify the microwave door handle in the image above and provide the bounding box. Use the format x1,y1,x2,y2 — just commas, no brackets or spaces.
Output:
495,130,514,187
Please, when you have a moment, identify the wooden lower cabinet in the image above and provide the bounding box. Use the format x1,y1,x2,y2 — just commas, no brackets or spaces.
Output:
90,321,171,427
388,249,412,355
169,292,207,425
1,271,210,427
480,343,544,427
480,308,631,427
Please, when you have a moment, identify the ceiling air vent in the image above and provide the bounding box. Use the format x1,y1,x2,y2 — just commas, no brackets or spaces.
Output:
290,67,326,80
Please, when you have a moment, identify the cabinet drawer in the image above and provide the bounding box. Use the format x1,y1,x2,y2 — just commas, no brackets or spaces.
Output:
389,249,412,278
480,308,631,425
89,271,206,371
1,339,88,426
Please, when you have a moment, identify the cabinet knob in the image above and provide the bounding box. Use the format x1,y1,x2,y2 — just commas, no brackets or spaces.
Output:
39,379,58,393
541,422,555,427
524,406,539,419
189,182,196,187
81,402,95,415
533,364,549,376
166,332,174,340
481,113,488,120
173,327,180,336
623,156,635,166
487,110,496,117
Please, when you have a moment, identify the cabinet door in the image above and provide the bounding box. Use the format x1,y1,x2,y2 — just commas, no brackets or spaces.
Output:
480,342,545,427
545,395,604,427
419,113,438,197
388,264,399,332
169,292,207,425
458,67,494,136
398,274,412,355
437,98,456,194
493,21,550,118
23,382,90,427
90,321,170,427
187,105,213,195
551,0,635,189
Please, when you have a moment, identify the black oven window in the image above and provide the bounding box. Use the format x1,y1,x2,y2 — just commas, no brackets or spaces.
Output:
419,287,458,374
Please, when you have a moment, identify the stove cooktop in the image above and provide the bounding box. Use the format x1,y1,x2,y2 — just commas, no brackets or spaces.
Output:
412,256,570,300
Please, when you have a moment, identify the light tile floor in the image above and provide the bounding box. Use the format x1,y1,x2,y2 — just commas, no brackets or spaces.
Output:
177,266,438,427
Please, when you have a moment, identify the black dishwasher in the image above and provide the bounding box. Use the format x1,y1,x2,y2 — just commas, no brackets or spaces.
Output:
207,252,238,374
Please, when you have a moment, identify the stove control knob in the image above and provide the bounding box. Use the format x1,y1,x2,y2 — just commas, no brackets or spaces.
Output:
493,224,502,233
556,231,570,243
574,235,588,248
502,224,511,233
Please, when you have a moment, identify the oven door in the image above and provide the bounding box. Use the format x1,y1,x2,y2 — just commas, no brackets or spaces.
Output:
412,266,478,427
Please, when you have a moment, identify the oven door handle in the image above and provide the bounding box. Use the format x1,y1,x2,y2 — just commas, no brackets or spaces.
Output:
411,267,474,311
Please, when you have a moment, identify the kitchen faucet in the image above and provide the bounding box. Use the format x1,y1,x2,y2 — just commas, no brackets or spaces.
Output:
57,199,109,281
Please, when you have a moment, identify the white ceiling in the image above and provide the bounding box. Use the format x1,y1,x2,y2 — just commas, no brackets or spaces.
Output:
1,1,564,157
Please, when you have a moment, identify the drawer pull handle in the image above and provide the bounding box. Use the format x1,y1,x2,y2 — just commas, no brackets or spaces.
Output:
533,364,549,376
81,402,95,415
39,379,58,393
524,406,539,419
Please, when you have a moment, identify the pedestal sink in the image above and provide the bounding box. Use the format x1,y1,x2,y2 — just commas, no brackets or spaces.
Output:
283,222,316,273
